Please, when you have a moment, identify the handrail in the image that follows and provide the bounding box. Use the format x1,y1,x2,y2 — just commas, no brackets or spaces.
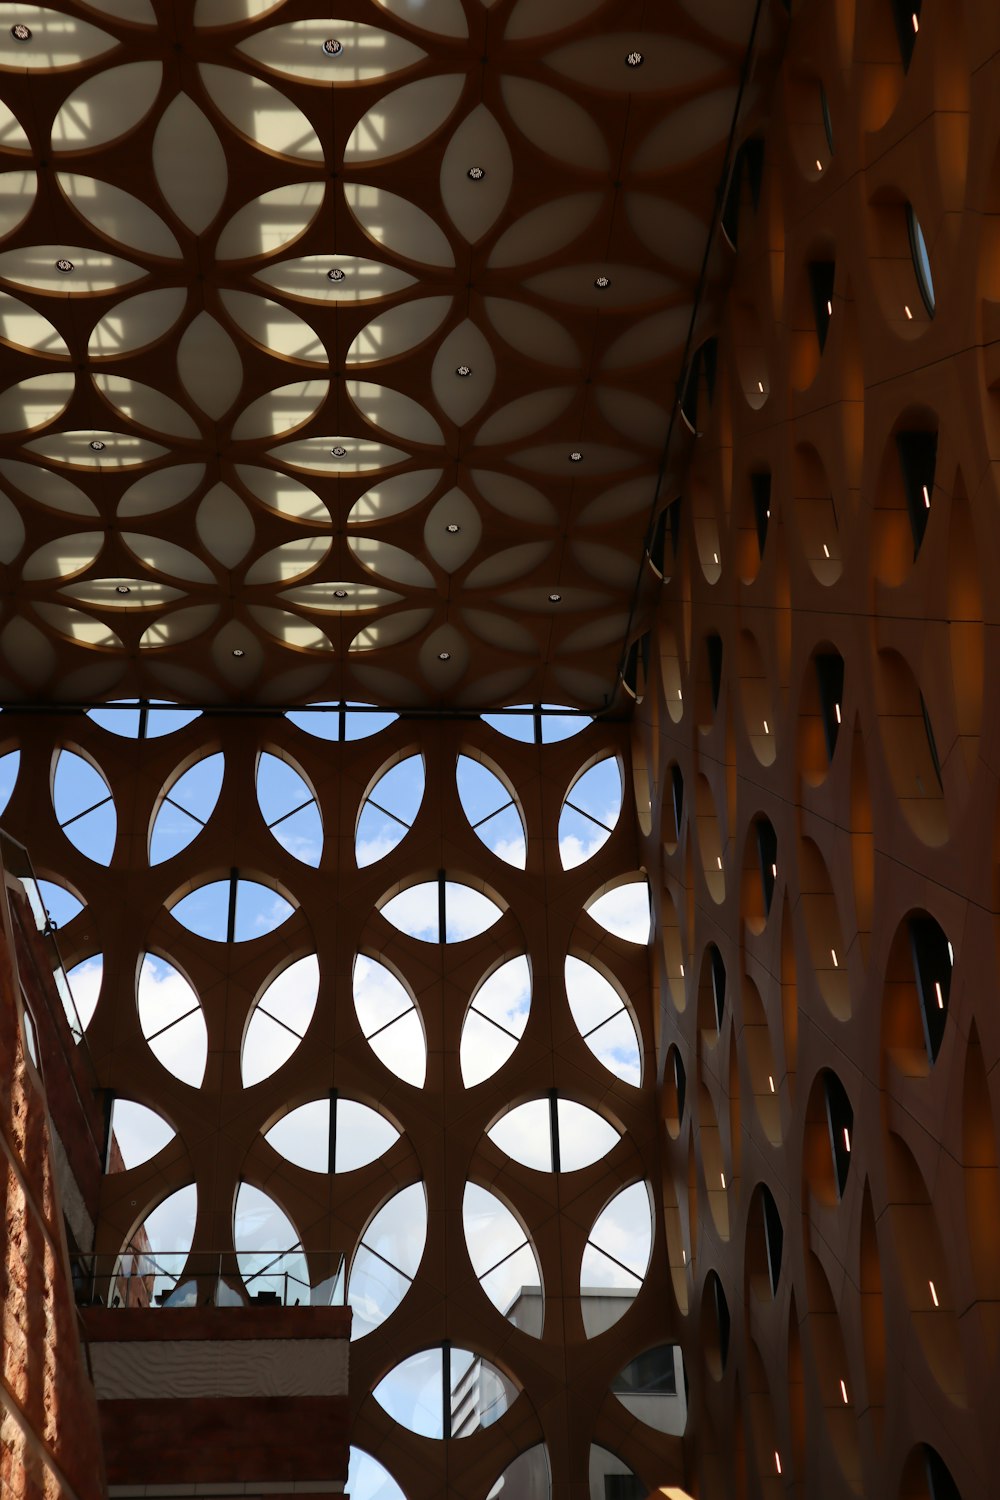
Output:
72,1247,346,1311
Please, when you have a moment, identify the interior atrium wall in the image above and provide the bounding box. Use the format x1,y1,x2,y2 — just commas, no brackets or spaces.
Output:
0,705,681,1497
634,1,1000,1496
0,878,106,1500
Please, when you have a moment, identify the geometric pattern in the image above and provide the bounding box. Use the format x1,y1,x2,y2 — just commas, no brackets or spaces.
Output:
0,0,759,709
0,702,680,1495
636,1,1000,1495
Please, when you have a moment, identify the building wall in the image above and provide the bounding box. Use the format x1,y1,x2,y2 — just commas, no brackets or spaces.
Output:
0,885,107,1500
635,0,1000,1496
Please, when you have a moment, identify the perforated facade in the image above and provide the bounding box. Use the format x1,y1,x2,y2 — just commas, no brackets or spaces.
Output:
1,0,998,1498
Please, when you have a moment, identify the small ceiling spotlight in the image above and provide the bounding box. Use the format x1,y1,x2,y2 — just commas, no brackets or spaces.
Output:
437,650,451,661
467,166,485,181
115,584,131,595
323,37,343,55
594,274,611,289
626,50,644,67
89,439,106,451
327,267,345,281
333,588,348,599
548,592,562,602
231,647,245,658
455,364,472,377
10,22,31,40
569,450,583,462
330,445,347,457
445,522,461,533
55,258,74,273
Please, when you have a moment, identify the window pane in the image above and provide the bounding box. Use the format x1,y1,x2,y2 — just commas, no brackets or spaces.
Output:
109,1099,175,1171
587,881,651,944
556,1099,621,1171
488,1100,552,1171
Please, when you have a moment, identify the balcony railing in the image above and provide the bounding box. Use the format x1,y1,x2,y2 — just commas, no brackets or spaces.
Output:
73,1247,345,1311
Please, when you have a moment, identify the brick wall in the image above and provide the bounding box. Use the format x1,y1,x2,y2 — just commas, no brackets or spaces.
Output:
1,883,106,1500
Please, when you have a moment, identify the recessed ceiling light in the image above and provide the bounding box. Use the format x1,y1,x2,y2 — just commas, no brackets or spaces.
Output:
569,451,583,462
55,258,74,273
330,445,347,457
232,648,245,658
467,166,485,181
438,650,451,661
115,585,131,595
626,50,643,67
455,365,472,377
594,275,611,289
10,23,31,40
548,592,562,602
333,588,348,598
327,267,345,281
323,37,343,55
89,439,105,451
445,523,461,533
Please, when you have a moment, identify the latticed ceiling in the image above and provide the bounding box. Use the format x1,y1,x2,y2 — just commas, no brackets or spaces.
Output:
0,0,759,708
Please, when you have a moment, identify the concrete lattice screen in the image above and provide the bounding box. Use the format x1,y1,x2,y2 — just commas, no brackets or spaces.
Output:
0,706,678,1497
630,0,1000,1495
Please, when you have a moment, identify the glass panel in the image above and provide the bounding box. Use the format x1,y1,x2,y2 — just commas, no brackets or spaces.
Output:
540,704,591,743
286,701,341,740
346,1448,406,1500
336,1099,400,1172
149,752,224,863
373,1348,445,1439
556,1099,621,1171
265,1098,329,1173
53,749,116,864
444,882,504,942
488,1099,552,1171
361,1182,427,1280
582,1182,653,1334
457,755,526,868
87,700,201,737
130,1182,198,1305
583,1010,642,1085
588,1447,644,1500
464,1183,542,1335
486,1445,551,1500
233,880,296,940
481,703,535,742
364,1009,426,1087
66,955,102,1028
256,751,322,865
169,880,229,939
0,749,19,814
233,1182,307,1304
461,1010,519,1087
268,802,323,865
109,1099,175,1171
348,1183,427,1338
565,956,621,1031
587,882,651,944
481,1245,542,1333
345,703,398,739
137,953,207,1087
472,803,526,867
461,956,531,1087
34,878,83,927
559,757,622,867
348,1245,412,1339
381,882,439,940
356,799,410,865
356,955,429,1079
242,954,319,1086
